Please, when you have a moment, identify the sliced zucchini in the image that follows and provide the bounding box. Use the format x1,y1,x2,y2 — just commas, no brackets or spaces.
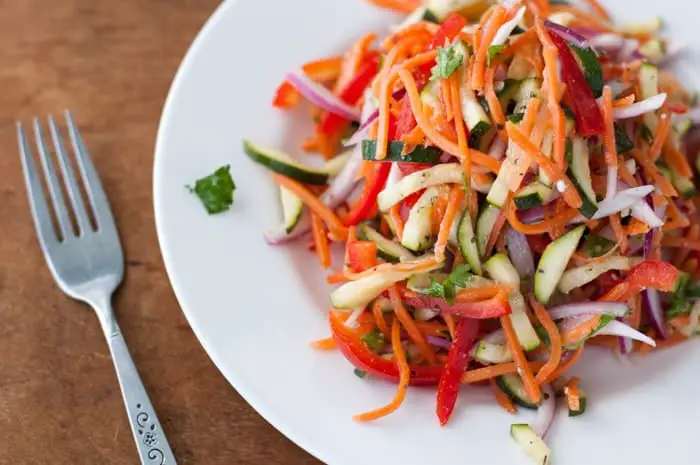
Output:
498,79,522,110
639,38,666,61
461,84,492,137
539,129,554,187
457,209,482,275
401,187,439,252
638,63,660,131
558,255,637,294
428,0,491,21
571,45,603,98
377,163,463,211
280,187,304,234
514,182,554,210
420,78,441,110
510,424,551,465
395,6,441,30
476,204,501,258
486,166,511,208
535,225,586,304
484,253,520,289
566,137,598,218
617,17,663,35
568,390,588,417
361,140,441,164
513,78,541,114
243,140,329,185
323,150,352,177
563,314,615,350
671,172,697,199
358,223,415,263
509,293,541,350
497,374,540,409
330,261,443,309
473,340,511,364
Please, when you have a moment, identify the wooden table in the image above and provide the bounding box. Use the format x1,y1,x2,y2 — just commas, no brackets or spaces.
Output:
0,1,320,463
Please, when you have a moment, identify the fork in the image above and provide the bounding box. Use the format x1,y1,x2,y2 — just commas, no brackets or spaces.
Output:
17,111,176,465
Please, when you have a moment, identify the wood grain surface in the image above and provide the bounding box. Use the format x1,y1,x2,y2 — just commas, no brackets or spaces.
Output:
0,1,320,463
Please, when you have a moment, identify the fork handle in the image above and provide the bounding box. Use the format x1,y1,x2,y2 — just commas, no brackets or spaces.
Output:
104,322,177,464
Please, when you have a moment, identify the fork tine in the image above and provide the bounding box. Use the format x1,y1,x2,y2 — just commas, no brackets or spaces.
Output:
63,110,118,233
32,118,74,239
48,115,92,233
17,122,59,247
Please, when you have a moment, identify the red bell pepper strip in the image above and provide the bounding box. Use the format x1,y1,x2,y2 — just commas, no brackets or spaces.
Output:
599,260,680,302
403,292,512,319
318,54,380,135
273,57,344,109
329,312,443,386
548,31,605,137
343,162,392,226
436,317,479,426
347,241,378,272
430,13,468,50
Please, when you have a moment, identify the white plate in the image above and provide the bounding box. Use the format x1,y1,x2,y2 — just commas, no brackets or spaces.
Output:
154,1,700,464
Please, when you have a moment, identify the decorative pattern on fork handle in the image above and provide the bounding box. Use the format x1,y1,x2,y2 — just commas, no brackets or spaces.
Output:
135,403,165,464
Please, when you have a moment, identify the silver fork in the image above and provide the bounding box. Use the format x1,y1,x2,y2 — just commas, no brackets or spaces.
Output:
17,111,176,465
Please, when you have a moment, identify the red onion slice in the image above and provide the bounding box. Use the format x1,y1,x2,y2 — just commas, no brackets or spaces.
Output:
286,70,362,121
641,288,667,340
342,89,406,147
506,227,535,277
591,186,655,219
595,320,657,346
426,335,452,350
544,20,591,48
613,93,667,119
531,385,556,438
548,302,629,320
631,201,664,228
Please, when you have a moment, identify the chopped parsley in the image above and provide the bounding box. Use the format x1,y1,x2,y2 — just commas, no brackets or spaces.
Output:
361,329,386,353
188,165,236,214
431,44,465,81
424,264,473,304
667,273,692,318
354,369,368,379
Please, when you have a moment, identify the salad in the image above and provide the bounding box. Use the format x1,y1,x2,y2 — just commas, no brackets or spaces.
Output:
234,0,700,463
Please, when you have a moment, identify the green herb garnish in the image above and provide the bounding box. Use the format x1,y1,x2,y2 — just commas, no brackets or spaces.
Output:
431,44,465,80
488,45,507,66
639,124,654,145
188,165,236,214
361,329,387,353
354,369,368,379
668,273,692,318
424,264,473,304
507,113,525,123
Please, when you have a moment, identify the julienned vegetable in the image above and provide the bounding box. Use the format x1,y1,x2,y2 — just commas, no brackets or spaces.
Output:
246,2,700,463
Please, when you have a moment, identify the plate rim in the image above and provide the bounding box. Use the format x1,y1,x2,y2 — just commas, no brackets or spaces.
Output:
152,0,329,462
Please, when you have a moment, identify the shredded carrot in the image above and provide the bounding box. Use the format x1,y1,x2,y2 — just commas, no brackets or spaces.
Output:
609,214,628,253
674,224,700,267
542,344,584,384
353,318,410,422
612,94,635,107
663,140,694,177
529,296,563,386
365,0,419,14
344,256,441,281
462,361,546,384
450,74,472,208
484,65,505,130
550,5,615,32
500,314,542,403
485,193,511,257
310,337,337,351
399,69,502,173
326,270,349,284
505,121,583,208
335,32,377,92
624,218,649,236
272,174,348,240
564,377,582,412
435,185,465,259
471,6,507,91
490,378,517,414
650,110,671,161
661,236,700,251
442,314,456,340
311,213,331,269
507,200,580,235
389,204,405,241
663,200,690,231
372,299,390,339
601,86,618,169
628,150,677,197
441,77,454,121
389,286,437,364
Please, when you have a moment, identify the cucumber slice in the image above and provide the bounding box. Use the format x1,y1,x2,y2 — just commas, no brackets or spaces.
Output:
568,390,588,417
460,84,492,137
539,129,554,187
510,424,551,465
361,140,441,164
498,79,522,110
457,210,482,275
473,340,511,364
638,63,660,131
639,38,666,61
330,261,443,309
420,78,441,110
497,374,540,409
323,150,352,177
377,163,463,211
566,137,598,219
514,182,554,210
535,225,586,304
513,78,541,114
401,187,439,252
670,172,697,199
484,253,520,289
509,293,541,350
243,140,329,185
358,223,415,263
571,45,603,98
280,187,304,234
476,204,501,258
